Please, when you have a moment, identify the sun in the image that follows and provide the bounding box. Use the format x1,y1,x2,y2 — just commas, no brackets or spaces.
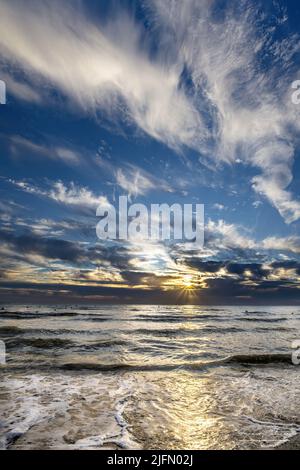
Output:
181,275,196,291
171,274,199,303
161,272,200,302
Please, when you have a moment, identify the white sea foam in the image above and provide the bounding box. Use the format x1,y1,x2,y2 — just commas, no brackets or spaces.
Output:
0,305,299,449
0,373,140,450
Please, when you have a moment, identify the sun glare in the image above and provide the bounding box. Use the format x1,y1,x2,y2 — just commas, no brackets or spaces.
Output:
182,275,195,290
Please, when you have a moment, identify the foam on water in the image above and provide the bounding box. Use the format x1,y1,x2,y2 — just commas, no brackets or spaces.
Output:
0,373,141,450
0,305,300,449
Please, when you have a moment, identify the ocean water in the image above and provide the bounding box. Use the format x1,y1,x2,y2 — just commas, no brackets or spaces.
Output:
0,304,299,450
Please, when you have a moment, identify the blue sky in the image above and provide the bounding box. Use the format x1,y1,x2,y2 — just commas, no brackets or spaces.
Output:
0,0,300,304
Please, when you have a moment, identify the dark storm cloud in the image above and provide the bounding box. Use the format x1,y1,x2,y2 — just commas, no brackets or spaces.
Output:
270,261,300,275
0,276,299,305
0,281,163,303
1,230,299,305
120,271,148,285
226,263,268,279
0,229,85,263
200,277,300,305
0,229,133,269
186,260,224,273
186,259,269,279
87,244,132,271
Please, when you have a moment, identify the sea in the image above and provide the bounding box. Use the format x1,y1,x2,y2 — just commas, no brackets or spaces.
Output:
0,304,299,450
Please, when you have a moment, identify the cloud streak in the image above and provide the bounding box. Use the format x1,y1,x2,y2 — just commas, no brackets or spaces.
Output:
10,179,109,212
9,135,80,165
1,0,300,223
149,0,300,222
0,0,204,150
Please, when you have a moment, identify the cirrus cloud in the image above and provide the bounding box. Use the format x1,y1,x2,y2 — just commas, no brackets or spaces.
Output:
1,0,300,223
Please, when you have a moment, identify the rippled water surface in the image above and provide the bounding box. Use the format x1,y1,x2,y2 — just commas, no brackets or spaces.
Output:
0,305,299,449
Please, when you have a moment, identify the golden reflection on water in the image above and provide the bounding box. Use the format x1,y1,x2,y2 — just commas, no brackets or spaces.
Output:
125,371,235,450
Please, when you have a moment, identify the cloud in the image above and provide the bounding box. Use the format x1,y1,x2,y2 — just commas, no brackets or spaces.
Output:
252,200,263,209
0,227,133,272
54,148,80,165
116,168,155,199
1,0,300,223
49,181,105,209
251,141,300,223
262,236,300,255
9,135,80,165
186,259,270,281
175,218,300,261
213,203,225,211
10,178,109,212
14,217,92,238
1,272,299,304
0,229,85,263
115,165,173,199
148,0,300,222
0,0,205,151
0,72,42,103
0,214,299,302
205,219,256,253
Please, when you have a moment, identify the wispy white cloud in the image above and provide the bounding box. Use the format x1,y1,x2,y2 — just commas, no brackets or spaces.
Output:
0,0,205,151
115,164,173,199
10,179,109,212
148,0,300,223
95,152,176,198
1,0,300,222
9,135,80,166
0,72,42,103
116,168,155,199
196,219,300,256
262,236,300,255
252,200,263,209
206,219,256,252
49,181,108,209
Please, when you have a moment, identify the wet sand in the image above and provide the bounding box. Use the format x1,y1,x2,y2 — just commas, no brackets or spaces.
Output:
276,434,300,450
1,305,300,450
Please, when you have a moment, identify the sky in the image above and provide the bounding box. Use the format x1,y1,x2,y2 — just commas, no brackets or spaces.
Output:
0,0,300,305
